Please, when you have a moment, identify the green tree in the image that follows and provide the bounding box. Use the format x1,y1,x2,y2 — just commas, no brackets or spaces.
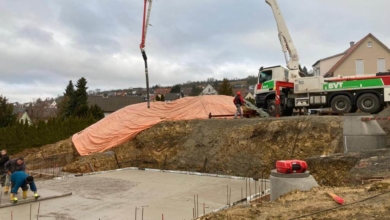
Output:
156,95,161,101
161,94,165,102
212,81,219,91
218,78,233,96
189,85,202,96
303,66,308,75
88,104,104,120
58,80,75,119
65,80,75,96
170,84,181,93
0,95,16,127
57,96,70,119
69,77,89,118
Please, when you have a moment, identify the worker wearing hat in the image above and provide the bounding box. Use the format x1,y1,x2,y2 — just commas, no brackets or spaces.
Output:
233,91,246,119
9,171,39,202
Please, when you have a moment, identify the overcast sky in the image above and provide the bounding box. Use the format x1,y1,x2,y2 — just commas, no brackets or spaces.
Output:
1,0,389,103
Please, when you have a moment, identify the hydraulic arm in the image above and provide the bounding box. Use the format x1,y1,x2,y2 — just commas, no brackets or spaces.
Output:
265,0,301,81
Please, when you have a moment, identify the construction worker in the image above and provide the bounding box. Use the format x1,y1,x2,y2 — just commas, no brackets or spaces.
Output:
10,171,38,202
233,91,246,119
4,157,26,194
0,149,10,186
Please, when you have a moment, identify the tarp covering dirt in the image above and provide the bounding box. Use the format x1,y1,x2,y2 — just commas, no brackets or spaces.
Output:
72,95,237,156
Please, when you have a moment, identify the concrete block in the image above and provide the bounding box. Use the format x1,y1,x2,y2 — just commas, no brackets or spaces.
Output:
270,169,318,201
343,115,387,152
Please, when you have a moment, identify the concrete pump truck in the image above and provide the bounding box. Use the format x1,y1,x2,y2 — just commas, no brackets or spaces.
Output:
255,0,390,117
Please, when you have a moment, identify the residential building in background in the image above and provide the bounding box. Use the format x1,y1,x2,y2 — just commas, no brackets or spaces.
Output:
164,93,181,102
312,33,390,77
199,84,218,95
88,96,143,117
16,111,32,125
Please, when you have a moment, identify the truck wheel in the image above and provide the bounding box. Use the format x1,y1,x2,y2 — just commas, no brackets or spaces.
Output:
357,93,381,113
331,95,352,113
267,100,276,117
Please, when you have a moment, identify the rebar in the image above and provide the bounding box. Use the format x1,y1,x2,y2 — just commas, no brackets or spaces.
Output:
37,202,40,220
194,195,196,218
197,194,199,218
255,180,257,197
135,207,137,220
261,172,263,202
249,178,251,202
226,185,228,205
241,187,243,202
245,178,248,204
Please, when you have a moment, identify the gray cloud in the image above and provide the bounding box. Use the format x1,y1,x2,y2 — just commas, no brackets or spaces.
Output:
17,25,54,44
0,0,389,103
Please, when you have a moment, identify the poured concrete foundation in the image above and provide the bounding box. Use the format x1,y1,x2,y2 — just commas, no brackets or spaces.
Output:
270,169,318,201
0,169,268,220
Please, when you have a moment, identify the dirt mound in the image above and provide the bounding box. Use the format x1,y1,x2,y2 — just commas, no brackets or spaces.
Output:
62,116,343,177
200,180,390,220
306,148,390,187
11,137,77,170
375,106,390,147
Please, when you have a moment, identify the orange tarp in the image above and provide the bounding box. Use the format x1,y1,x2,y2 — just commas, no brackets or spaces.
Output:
72,95,238,156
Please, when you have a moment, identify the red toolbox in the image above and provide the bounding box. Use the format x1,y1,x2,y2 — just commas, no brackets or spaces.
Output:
276,160,307,174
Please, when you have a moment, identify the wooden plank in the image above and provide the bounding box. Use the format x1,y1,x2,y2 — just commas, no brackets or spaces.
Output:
0,192,72,208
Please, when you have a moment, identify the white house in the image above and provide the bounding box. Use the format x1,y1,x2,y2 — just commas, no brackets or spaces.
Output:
199,84,218,95
17,112,32,125
245,92,255,100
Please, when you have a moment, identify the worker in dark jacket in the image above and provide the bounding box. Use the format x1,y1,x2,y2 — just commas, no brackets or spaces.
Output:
233,91,246,119
10,171,38,202
4,157,26,193
0,149,9,186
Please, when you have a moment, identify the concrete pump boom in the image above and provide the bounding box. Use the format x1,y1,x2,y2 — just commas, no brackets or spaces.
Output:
140,0,153,49
140,0,153,108
265,0,301,81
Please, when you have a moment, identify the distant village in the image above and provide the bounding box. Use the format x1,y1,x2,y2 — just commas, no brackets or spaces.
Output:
11,77,257,123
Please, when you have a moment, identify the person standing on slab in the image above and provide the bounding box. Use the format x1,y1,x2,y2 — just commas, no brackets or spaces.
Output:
3,157,26,194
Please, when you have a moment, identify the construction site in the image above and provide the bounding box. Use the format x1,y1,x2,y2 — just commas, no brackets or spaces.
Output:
2,0,390,220
1,96,390,219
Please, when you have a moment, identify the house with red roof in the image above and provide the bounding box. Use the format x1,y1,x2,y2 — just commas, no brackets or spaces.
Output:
312,33,390,77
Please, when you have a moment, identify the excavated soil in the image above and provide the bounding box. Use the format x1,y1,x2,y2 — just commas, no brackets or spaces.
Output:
376,106,390,147
18,116,341,177
306,149,390,187
199,180,390,220
66,116,343,177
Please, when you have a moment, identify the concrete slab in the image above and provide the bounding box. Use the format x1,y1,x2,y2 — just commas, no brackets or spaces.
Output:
0,169,269,220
